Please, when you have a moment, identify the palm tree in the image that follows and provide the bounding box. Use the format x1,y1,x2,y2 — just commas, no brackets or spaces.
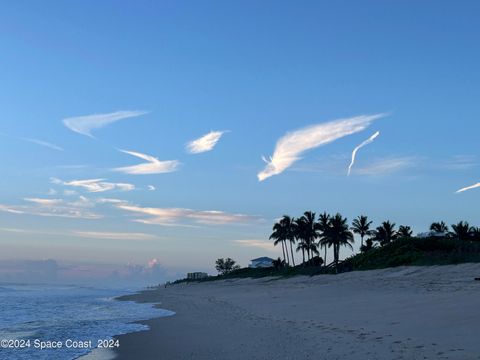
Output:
270,220,287,264
317,212,331,266
280,215,296,267
430,221,449,233
351,215,374,249
374,221,398,246
450,221,472,241
360,237,375,253
302,211,320,265
320,213,354,271
294,217,307,265
398,225,413,238
470,227,480,241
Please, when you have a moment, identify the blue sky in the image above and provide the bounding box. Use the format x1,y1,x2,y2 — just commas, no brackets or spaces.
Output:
0,1,479,283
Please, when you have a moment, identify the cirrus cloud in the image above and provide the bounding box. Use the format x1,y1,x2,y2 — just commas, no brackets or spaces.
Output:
51,178,135,193
347,131,380,176
0,198,102,219
233,239,275,251
114,149,180,175
186,131,227,154
258,113,386,181
63,110,148,138
353,156,417,176
114,202,258,226
456,182,480,193
72,231,158,241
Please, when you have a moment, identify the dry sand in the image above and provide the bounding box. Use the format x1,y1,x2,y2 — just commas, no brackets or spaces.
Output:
114,264,480,360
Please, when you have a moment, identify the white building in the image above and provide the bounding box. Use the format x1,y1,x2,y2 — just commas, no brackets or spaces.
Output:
187,272,208,280
417,231,449,238
249,257,275,268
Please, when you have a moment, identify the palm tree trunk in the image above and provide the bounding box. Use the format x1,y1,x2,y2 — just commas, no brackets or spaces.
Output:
289,241,295,267
281,241,286,263
361,235,364,249
284,240,290,265
302,248,305,266
324,245,327,267
334,243,339,273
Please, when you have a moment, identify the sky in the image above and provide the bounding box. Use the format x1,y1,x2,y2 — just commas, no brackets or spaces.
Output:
0,1,479,285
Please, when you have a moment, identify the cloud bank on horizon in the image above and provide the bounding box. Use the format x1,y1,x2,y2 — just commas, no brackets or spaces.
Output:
63,110,148,138
456,182,480,193
347,131,380,176
186,131,227,154
258,114,386,181
114,149,180,175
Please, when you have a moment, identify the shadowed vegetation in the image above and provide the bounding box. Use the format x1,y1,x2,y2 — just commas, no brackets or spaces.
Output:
175,214,480,283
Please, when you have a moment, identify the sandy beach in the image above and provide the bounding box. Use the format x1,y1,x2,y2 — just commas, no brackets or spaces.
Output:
114,264,480,360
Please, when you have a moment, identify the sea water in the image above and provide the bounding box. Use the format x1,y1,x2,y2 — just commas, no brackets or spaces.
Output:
0,284,173,360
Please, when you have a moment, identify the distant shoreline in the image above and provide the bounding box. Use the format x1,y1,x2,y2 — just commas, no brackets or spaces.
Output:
112,264,480,359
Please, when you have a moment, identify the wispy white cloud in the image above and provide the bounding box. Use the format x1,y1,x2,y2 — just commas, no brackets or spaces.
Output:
258,114,386,181
347,131,380,176
21,137,64,151
47,188,58,196
114,149,180,175
233,239,275,251
96,198,129,205
354,157,417,176
0,197,102,219
0,132,63,151
114,202,257,226
69,196,95,208
55,165,89,169
442,155,479,171
51,177,135,193
24,198,63,206
456,182,480,193
147,185,156,191
186,131,227,154
72,231,157,240
62,110,148,138
0,227,35,234
0,227,156,241
0,205,25,214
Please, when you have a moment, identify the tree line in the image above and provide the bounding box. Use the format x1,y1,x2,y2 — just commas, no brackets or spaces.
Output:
270,212,480,269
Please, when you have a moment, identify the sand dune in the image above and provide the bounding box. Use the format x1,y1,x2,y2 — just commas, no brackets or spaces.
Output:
115,264,480,359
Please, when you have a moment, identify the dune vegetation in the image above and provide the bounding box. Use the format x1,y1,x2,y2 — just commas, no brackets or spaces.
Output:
177,213,480,283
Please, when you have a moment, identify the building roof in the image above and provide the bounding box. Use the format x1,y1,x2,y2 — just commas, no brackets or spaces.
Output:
250,257,275,262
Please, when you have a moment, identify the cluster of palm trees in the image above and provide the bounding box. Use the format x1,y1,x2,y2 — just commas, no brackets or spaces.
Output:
270,212,360,269
270,212,480,269
430,221,480,241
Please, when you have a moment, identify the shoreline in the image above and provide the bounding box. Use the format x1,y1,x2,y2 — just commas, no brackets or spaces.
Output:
113,264,480,359
77,289,174,360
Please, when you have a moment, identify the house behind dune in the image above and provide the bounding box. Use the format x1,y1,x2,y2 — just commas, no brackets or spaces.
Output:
187,272,208,280
249,257,275,268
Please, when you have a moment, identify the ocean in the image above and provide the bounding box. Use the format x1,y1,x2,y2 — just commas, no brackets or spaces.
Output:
0,284,173,360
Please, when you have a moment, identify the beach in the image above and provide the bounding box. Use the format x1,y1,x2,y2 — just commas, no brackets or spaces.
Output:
114,264,480,360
